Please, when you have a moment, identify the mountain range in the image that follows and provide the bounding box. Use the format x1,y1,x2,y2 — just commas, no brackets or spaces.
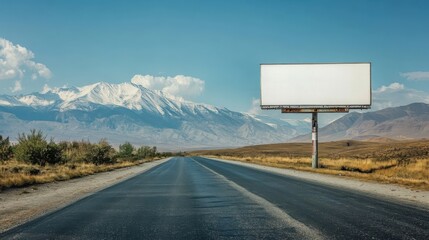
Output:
1,81,427,150
291,102,429,142
0,82,308,150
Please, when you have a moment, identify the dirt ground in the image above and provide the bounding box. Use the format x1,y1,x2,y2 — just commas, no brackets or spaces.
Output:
0,158,170,233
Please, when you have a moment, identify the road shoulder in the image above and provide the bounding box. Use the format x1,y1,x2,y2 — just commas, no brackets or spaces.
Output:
204,157,429,210
0,158,171,233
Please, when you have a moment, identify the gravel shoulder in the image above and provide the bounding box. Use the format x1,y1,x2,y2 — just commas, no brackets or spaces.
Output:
0,158,171,233
207,157,429,210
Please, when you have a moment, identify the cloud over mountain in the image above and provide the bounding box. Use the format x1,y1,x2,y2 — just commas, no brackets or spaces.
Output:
372,82,429,110
0,38,51,93
131,74,204,100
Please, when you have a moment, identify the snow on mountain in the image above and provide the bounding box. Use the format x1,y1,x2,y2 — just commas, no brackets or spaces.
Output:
248,114,310,136
0,81,308,150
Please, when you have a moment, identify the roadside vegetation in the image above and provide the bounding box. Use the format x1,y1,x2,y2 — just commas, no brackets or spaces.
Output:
0,130,172,191
190,140,429,190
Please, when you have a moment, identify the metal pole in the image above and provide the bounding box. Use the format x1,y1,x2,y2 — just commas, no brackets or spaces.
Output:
312,112,319,168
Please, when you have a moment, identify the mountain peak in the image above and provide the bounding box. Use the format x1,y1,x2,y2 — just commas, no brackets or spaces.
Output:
1,81,206,113
0,81,309,149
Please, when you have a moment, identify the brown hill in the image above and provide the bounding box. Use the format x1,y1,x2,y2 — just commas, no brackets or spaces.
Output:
291,102,429,142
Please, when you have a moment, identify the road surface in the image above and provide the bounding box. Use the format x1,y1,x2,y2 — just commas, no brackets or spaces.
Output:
2,157,428,239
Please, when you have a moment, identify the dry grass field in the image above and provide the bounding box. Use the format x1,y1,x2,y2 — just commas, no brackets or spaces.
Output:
0,160,153,191
190,139,429,189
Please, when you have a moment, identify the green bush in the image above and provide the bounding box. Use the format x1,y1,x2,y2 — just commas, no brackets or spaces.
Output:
61,140,93,163
12,130,161,166
14,130,62,166
60,140,118,165
85,139,116,165
119,142,134,158
44,140,63,165
136,145,157,159
0,135,12,161
15,130,49,166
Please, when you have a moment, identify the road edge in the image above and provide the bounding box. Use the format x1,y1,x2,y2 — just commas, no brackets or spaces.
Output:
202,156,429,210
0,157,172,234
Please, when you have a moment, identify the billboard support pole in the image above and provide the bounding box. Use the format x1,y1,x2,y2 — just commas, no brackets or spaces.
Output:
312,112,318,168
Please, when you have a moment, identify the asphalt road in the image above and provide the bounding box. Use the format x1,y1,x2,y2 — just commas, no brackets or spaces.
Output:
2,157,429,239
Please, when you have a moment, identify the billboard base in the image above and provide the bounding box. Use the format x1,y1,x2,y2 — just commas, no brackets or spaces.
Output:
282,108,349,113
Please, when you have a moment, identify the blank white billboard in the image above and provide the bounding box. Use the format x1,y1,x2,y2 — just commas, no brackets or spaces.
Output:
260,63,371,109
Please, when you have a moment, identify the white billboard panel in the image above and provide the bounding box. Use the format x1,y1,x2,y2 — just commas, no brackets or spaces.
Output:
260,63,371,109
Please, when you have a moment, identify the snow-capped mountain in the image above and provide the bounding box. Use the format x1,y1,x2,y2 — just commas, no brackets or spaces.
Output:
0,82,308,150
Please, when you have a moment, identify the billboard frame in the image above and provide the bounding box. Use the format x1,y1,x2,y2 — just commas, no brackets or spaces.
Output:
260,62,372,110
260,62,372,169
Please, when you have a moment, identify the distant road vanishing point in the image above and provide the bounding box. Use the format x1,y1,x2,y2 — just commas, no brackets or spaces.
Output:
2,157,428,239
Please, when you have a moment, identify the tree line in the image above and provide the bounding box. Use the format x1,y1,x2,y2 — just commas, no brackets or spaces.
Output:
0,129,172,166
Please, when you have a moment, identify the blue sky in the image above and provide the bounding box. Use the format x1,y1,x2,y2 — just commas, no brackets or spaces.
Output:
1,0,429,124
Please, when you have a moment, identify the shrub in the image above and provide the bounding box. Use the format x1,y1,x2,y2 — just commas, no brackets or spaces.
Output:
85,139,116,165
44,140,63,165
60,140,118,164
15,130,49,166
136,145,157,159
12,130,159,166
119,142,134,158
0,135,12,161
162,152,173,157
61,140,93,163
14,130,63,166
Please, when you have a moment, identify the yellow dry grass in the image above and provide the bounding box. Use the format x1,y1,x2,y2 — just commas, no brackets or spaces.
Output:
0,159,154,191
191,139,429,190
204,155,429,189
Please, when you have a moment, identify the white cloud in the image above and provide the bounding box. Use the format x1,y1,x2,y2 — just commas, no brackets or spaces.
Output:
372,82,429,110
131,74,204,99
400,71,429,81
247,98,261,115
0,38,52,81
374,82,404,93
10,80,22,93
